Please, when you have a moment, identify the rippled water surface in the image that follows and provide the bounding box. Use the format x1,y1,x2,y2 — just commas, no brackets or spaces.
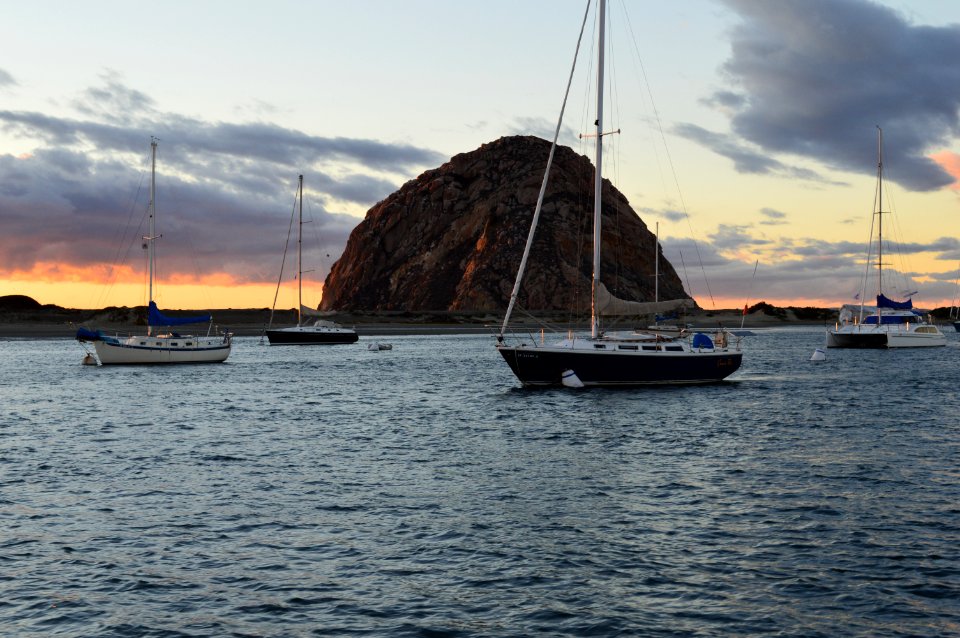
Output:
3,328,959,636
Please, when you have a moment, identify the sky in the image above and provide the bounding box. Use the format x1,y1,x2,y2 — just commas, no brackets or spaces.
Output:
2,0,960,311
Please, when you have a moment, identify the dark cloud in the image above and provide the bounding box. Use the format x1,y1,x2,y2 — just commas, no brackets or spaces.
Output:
708,0,960,191
0,110,444,173
674,122,842,184
0,77,446,286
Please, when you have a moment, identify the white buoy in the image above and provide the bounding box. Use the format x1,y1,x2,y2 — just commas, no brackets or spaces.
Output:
810,347,826,361
561,369,584,388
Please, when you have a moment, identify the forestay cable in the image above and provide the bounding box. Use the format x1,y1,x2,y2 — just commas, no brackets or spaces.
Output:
498,0,592,339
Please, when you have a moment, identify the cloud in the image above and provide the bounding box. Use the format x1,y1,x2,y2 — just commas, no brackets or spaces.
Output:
706,0,960,192
0,75,446,287
932,151,960,190
0,68,16,89
510,116,581,147
71,70,156,123
674,122,843,184
660,228,960,307
759,207,787,225
639,206,687,223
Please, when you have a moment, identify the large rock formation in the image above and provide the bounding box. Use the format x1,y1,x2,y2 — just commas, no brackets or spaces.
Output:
320,135,690,313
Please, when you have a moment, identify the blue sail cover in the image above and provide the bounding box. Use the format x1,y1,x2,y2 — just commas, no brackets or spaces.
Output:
692,333,714,349
876,294,912,310
75,326,101,341
862,314,918,324
148,301,211,327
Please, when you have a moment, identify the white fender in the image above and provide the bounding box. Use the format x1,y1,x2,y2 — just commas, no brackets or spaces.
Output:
561,369,584,388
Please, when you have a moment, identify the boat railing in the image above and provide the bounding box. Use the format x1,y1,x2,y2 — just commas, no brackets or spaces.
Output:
90,327,230,341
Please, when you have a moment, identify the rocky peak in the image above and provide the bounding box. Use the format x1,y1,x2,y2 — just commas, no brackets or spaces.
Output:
320,135,690,313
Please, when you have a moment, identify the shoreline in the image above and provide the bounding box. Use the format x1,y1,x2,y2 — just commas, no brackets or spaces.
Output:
0,315,834,339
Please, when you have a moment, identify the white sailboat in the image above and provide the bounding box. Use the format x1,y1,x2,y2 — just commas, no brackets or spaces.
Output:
496,0,742,387
264,175,358,345
76,139,232,364
826,128,945,348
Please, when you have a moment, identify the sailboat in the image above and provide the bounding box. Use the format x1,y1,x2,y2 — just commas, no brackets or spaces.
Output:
495,0,742,387
949,266,960,332
826,128,946,348
264,175,358,345
645,221,689,337
76,139,232,364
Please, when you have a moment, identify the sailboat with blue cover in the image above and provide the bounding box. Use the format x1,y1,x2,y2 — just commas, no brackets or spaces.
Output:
76,139,232,364
826,128,945,348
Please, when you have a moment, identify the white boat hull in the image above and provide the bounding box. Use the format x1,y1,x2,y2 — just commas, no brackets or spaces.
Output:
826,323,946,348
93,334,231,364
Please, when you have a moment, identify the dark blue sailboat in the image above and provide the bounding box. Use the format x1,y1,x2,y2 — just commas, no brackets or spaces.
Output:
495,0,742,387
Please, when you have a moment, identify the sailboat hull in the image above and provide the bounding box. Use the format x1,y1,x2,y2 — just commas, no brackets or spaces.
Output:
93,335,231,364
497,344,742,386
265,326,358,345
826,324,946,348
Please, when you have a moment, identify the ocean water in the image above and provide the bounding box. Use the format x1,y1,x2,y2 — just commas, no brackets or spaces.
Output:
2,327,959,637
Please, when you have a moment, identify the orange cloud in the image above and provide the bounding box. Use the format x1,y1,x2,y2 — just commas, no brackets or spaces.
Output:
2,262,139,283
931,151,960,190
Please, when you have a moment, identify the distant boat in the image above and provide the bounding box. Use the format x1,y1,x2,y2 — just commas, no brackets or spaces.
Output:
644,221,690,337
75,139,232,364
950,268,960,331
826,128,945,348
495,0,743,387
264,175,358,346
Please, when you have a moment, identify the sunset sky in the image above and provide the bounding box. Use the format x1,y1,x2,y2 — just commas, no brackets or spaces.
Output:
2,0,960,311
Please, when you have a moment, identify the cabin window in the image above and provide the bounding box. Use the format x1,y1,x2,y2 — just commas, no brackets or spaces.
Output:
618,345,638,351
642,345,657,351
665,345,683,351
139,341,146,345
186,342,193,346
155,342,162,346
171,342,178,346
594,344,607,349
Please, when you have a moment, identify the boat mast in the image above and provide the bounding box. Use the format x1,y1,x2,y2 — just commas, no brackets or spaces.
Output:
654,221,659,306
297,174,304,328
591,0,606,340
876,126,884,304
147,137,158,337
